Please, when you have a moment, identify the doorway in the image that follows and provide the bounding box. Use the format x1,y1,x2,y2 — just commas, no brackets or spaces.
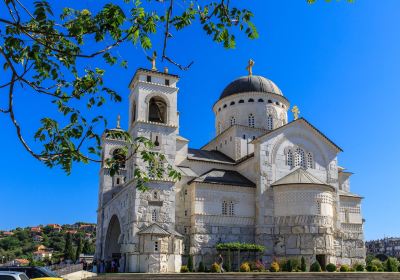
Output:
316,254,326,270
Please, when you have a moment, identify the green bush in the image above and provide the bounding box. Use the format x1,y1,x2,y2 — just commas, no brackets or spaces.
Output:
366,264,378,272
240,262,251,272
300,256,307,272
187,255,194,272
282,259,299,272
180,265,189,273
326,263,337,272
211,262,221,273
270,261,280,272
215,242,265,252
198,261,205,272
385,257,399,272
310,261,322,272
340,264,350,272
371,259,384,271
354,263,365,272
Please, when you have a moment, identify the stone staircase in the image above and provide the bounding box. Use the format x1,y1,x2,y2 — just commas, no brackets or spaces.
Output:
88,272,400,280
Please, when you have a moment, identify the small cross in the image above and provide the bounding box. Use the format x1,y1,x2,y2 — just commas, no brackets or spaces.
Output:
291,105,300,120
246,59,255,76
116,114,121,128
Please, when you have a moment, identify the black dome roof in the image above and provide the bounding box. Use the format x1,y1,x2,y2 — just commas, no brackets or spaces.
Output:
220,75,282,100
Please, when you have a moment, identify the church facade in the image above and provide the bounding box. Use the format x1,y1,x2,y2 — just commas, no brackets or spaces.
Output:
95,65,366,272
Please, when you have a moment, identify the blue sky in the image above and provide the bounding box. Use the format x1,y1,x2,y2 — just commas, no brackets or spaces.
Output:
1,0,399,241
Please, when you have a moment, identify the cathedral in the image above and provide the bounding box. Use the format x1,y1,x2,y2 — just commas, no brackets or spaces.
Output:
95,62,366,273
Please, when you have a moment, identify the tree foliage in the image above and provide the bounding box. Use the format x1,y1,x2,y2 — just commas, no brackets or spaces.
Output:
0,0,257,183
216,242,265,252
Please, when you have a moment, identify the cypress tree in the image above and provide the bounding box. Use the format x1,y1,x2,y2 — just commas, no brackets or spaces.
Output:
75,237,82,261
300,256,307,272
188,255,194,272
64,233,75,261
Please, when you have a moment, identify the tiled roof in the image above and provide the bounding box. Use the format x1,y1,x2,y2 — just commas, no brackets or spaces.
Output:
189,169,255,188
187,148,235,164
272,167,326,186
138,224,171,236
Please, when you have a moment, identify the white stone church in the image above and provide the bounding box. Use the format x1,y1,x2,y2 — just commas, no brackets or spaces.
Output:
95,63,366,273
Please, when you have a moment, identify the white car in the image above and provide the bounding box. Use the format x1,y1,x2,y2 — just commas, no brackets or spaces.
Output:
0,272,29,280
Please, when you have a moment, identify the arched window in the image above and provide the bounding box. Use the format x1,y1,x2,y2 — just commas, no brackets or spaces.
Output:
267,115,273,130
222,201,228,215
268,100,272,103
248,98,254,102
228,201,235,216
230,116,236,126
242,134,246,140
112,148,126,169
152,209,157,222
238,99,244,103
287,149,294,167
230,101,235,106
307,152,314,169
148,97,167,123
153,191,158,199
295,147,306,168
248,114,255,128
131,102,136,123
258,98,264,103
223,104,227,108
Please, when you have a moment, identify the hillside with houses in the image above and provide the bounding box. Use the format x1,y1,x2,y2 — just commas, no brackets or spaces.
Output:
0,222,96,266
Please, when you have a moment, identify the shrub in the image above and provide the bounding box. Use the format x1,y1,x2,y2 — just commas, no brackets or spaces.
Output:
366,264,378,272
385,257,399,272
326,263,337,272
198,261,205,272
340,264,350,272
354,263,365,272
240,262,251,272
255,260,265,272
371,259,384,271
180,265,189,273
300,256,307,272
270,261,280,272
310,261,322,272
282,259,299,272
187,255,194,272
211,262,221,273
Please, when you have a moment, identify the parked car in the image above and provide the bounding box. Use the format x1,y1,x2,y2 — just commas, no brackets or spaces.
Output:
0,271,29,280
0,267,61,280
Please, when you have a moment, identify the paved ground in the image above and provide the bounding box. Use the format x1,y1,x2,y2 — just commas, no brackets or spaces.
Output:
88,272,400,280
61,270,97,280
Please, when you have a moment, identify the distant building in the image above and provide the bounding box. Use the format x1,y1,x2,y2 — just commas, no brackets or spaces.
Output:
366,238,400,258
47,224,62,232
1,231,14,237
65,230,78,235
33,245,53,261
30,227,42,233
79,224,96,232
13,259,29,266
32,235,43,242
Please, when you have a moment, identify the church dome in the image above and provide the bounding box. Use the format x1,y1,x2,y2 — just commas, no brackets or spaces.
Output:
220,75,283,100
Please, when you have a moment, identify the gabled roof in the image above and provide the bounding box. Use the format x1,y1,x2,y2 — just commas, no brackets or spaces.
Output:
187,148,235,164
253,118,343,153
272,167,327,187
138,223,171,236
138,223,184,237
189,169,255,188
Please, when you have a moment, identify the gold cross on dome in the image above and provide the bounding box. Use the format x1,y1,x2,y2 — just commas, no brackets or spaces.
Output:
246,59,255,76
291,105,300,120
116,114,121,128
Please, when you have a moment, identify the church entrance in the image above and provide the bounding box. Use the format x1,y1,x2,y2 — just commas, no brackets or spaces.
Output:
104,215,122,272
316,254,326,270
